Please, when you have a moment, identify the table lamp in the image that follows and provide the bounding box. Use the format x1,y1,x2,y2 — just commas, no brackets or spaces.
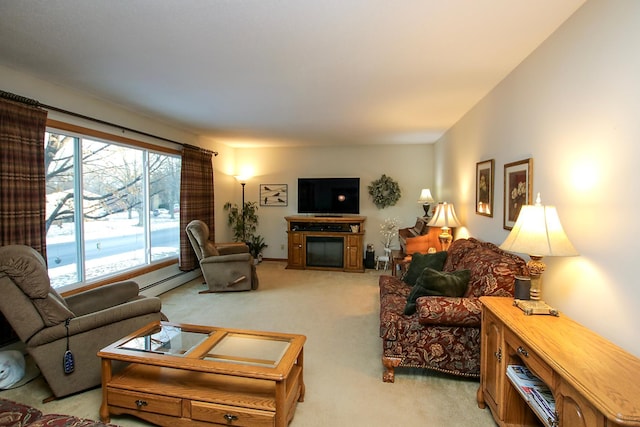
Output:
417,189,435,218
427,202,461,251
499,193,578,316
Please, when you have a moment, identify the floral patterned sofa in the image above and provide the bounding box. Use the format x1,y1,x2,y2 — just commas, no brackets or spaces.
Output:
379,237,528,382
0,397,116,427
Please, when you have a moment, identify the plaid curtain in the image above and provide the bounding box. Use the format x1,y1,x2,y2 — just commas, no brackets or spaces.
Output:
179,145,215,271
0,98,48,345
0,98,48,257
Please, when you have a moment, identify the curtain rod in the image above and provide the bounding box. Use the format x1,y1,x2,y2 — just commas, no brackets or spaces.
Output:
0,90,218,156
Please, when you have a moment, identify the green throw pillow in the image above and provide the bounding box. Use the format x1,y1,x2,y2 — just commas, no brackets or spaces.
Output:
402,251,448,286
403,268,471,315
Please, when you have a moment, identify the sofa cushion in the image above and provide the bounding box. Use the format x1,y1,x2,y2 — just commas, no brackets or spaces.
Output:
379,274,412,299
444,238,528,297
404,268,471,315
401,251,447,286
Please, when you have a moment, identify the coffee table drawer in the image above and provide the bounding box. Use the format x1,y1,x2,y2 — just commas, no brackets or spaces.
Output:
191,401,274,427
107,388,182,417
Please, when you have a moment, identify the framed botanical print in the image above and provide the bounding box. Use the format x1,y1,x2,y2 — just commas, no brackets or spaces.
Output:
476,159,494,217
259,184,288,206
503,158,533,230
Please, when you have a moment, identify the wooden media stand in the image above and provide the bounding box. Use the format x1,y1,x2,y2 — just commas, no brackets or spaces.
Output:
285,216,366,273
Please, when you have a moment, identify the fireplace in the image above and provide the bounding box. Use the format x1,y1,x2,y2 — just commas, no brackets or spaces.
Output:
306,236,344,269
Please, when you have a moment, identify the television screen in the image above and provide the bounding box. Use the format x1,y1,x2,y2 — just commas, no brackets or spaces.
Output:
297,178,360,215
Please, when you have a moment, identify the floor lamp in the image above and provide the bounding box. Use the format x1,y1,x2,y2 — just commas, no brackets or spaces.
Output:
234,176,248,243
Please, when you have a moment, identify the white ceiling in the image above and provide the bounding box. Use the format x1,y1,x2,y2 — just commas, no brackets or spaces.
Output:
0,1,585,147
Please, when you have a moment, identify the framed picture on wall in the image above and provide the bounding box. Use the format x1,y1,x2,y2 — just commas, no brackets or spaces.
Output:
259,184,288,207
503,158,533,230
476,159,494,217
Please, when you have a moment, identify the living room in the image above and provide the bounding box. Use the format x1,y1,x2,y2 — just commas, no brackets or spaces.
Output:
1,0,640,425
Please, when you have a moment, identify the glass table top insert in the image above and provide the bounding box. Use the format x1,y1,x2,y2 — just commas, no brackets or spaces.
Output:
116,324,292,367
204,333,290,367
118,324,210,356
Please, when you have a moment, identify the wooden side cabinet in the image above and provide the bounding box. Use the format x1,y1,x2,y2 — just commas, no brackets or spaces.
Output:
287,232,304,269
478,297,640,427
478,308,505,420
344,234,363,271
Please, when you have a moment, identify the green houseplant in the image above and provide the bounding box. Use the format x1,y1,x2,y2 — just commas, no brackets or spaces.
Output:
247,234,268,262
223,201,259,243
224,201,268,261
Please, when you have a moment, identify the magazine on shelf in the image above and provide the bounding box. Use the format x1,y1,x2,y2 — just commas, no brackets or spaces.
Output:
506,365,546,389
506,365,557,426
531,387,556,417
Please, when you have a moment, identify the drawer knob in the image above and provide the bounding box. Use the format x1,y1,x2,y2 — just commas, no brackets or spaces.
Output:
224,414,239,423
517,346,529,357
135,399,148,408
494,348,502,362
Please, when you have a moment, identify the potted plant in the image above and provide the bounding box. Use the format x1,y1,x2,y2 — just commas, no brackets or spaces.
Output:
247,234,268,263
223,201,259,243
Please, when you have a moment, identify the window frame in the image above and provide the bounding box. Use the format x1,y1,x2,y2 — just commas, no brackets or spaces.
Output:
46,119,182,294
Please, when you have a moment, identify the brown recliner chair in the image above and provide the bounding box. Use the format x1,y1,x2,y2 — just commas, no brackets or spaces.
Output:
0,245,164,399
186,220,259,292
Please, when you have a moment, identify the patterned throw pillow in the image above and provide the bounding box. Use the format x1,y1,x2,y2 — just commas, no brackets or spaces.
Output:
401,251,448,286
404,268,471,315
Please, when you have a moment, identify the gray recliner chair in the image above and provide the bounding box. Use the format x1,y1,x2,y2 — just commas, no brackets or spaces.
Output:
0,245,164,399
186,220,259,292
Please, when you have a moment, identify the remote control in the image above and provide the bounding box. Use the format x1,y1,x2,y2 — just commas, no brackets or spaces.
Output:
63,350,75,374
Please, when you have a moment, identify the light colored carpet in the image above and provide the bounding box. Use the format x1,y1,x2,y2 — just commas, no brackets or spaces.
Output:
0,261,497,426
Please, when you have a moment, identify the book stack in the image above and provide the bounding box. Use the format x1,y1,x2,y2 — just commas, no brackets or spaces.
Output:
506,365,557,427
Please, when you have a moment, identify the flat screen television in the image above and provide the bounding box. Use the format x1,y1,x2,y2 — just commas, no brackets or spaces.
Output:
297,178,360,215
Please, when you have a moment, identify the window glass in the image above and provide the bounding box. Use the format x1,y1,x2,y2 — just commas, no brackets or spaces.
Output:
45,132,79,286
45,130,181,290
149,153,181,262
82,139,145,281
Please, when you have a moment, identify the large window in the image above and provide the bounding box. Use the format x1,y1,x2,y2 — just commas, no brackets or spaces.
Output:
45,128,181,291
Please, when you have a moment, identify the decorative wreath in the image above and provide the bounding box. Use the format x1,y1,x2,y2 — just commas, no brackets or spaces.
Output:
368,174,401,209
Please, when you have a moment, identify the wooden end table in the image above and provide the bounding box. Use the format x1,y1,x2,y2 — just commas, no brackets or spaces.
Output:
391,250,411,277
98,321,306,427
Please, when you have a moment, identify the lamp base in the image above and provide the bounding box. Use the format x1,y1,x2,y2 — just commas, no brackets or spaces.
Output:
514,299,559,316
422,203,431,218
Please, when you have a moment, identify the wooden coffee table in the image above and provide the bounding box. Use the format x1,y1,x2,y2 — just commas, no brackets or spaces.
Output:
98,321,306,427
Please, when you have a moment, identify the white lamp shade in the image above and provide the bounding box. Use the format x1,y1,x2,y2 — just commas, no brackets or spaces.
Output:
500,203,578,257
427,202,461,228
417,188,435,203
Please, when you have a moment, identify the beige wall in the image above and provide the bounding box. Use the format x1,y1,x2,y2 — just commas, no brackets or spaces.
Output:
216,144,435,259
435,0,640,357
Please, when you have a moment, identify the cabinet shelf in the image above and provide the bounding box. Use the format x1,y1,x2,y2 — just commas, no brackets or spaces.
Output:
506,365,557,427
